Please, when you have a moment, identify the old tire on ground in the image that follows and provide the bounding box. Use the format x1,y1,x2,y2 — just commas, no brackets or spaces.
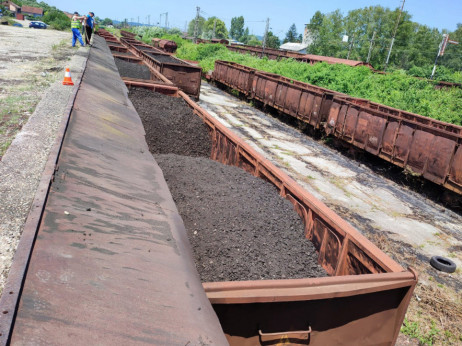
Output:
430,256,456,273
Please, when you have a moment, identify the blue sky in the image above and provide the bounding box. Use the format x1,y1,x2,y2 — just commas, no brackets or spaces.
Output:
47,0,461,38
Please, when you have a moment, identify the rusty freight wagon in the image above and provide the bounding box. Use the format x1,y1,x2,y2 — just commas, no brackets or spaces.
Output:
212,60,462,196
226,44,374,68
121,37,202,99
0,34,416,346
152,38,178,53
178,89,417,345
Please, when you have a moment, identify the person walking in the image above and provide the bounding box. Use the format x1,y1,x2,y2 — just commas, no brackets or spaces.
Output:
71,12,85,47
84,12,95,46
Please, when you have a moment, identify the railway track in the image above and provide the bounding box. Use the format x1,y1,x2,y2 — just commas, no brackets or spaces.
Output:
0,32,419,344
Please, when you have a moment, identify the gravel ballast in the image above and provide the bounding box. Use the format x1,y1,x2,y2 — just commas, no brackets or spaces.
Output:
128,89,326,282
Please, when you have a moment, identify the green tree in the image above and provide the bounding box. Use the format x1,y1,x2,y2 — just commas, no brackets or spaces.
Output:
283,23,299,43
266,31,280,48
240,27,250,43
187,16,205,37
202,17,228,39
101,18,113,26
230,16,244,40
42,10,70,31
442,23,462,71
247,35,262,46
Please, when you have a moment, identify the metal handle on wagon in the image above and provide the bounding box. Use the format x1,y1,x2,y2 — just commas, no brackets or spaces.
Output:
259,326,312,337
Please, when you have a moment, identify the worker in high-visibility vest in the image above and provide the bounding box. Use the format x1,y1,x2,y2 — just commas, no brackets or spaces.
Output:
71,12,86,47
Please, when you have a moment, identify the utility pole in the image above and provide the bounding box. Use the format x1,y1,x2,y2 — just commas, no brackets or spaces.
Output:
148,15,150,26
137,16,139,26
384,0,405,71
213,18,217,39
193,6,200,43
130,18,133,27
431,34,459,79
262,18,269,54
347,34,355,60
165,12,168,29
366,31,376,64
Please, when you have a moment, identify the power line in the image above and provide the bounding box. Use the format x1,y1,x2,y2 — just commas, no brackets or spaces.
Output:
384,0,406,71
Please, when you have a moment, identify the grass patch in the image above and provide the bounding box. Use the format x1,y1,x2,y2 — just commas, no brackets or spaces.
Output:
401,318,440,345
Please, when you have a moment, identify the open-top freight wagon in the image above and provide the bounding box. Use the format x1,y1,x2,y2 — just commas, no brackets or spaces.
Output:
120,36,202,99
180,90,418,345
151,38,178,53
0,34,417,346
212,60,462,197
226,43,373,68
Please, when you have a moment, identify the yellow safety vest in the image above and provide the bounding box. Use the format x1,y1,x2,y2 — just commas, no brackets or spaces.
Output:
71,19,81,29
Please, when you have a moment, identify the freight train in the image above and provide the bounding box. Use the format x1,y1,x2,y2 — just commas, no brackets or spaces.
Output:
211,60,462,198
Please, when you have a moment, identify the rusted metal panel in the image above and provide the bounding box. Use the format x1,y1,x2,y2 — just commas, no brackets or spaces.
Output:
448,145,462,188
204,270,417,345
334,104,349,136
122,78,179,96
263,78,277,106
325,102,341,135
365,114,387,155
298,91,313,121
352,111,370,149
285,87,302,117
393,124,414,165
274,82,288,110
308,95,323,128
342,106,360,141
213,61,256,96
380,121,399,159
406,130,434,174
424,136,457,184
3,35,227,345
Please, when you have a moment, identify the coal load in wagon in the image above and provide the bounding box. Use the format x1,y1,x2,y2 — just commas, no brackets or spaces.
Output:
114,58,152,80
145,52,188,66
128,89,326,282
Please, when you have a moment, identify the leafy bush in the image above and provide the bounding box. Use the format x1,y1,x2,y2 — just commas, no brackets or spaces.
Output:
175,42,462,125
42,10,70,31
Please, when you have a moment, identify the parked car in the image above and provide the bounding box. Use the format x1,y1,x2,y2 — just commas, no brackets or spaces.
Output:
12,22,23,27
29,21,47,29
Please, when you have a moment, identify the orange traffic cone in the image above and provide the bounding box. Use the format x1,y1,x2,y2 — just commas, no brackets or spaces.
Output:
62,68,74,86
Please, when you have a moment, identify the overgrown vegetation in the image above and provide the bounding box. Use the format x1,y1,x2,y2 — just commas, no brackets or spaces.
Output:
174,40,462,125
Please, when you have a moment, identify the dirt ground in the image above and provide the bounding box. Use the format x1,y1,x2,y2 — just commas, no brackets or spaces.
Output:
0,24,85,294
128,89,325,282
0,25,74,158
199,81,462,345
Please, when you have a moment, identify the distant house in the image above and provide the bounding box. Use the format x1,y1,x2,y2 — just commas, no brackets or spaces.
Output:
21,5,43,17
2,1,21,15
279,24,314,53
1,2,43,18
